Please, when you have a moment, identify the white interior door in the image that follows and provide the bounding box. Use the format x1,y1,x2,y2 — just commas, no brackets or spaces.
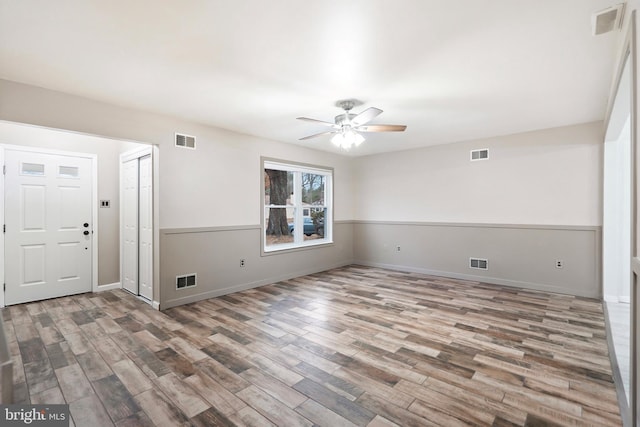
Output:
5,149,93,305
138,155,152,300
122,158,139,294
121,149,153,301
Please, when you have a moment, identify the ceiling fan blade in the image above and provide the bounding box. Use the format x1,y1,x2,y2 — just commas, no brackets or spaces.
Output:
351,107,383,126
299,130,337,141
297,117,338,128
358,124,407,132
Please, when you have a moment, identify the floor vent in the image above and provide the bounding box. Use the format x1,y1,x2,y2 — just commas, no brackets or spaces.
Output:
175,133,196,149
469,258,489,270
176,273,197,289
470,149,489,161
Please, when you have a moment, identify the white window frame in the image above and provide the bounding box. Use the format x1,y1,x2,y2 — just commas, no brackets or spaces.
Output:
262,158,333,254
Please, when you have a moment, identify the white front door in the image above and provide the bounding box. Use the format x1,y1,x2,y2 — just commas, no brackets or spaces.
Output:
5,149,93,305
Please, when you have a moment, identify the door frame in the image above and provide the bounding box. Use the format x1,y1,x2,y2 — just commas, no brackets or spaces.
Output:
120,145,159,308
603,10,638,427
631,13,640,425
0,144,98,308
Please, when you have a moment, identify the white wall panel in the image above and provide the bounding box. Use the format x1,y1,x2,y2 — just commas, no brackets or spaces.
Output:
353,122,602,226
22,244,45,285
22,185,46,230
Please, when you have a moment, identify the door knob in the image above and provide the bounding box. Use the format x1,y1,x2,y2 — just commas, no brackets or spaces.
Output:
83,223,89,228
83,231,90,236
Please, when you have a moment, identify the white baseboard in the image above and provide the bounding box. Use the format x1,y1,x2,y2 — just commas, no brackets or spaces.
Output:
96,282,121,292
152,300,160,310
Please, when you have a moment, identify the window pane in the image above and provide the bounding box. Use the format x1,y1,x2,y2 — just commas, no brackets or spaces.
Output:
265,207,294,247
265,169,294,206
22,163,45,176
58,165,79,178
301,173,325,205
303,208,327,242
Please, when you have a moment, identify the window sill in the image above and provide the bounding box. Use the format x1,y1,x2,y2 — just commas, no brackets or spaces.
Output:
261,239,334,256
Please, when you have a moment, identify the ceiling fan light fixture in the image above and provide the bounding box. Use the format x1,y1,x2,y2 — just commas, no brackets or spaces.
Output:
298,99,405,146
331,129,365,149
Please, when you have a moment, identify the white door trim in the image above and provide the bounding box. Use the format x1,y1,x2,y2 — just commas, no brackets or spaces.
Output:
121,146,152,163
152,145,160,310
0,144,98,308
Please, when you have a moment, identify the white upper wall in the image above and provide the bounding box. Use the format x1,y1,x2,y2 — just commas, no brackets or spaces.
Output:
0,80,603,228
352,121,603,226
0,80,355,228
156,122,354,228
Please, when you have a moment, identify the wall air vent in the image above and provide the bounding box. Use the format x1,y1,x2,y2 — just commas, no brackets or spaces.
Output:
470,149,489,161
592,4,625,36
469,258,489,270
175,133,196,149
176,273,197,289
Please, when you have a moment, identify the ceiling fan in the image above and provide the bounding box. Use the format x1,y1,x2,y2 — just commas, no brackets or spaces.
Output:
297,100,407,149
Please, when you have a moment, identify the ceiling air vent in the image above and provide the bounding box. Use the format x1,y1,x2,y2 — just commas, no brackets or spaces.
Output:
176,273,197,290
175,133,196,149
470,149,489,161
470,258,488,270
592,4,625,36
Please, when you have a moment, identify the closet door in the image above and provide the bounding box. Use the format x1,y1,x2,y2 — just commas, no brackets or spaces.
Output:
138,155,153,300
122,158,139,295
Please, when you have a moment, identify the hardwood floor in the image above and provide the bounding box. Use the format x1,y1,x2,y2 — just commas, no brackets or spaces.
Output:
2,266,622,426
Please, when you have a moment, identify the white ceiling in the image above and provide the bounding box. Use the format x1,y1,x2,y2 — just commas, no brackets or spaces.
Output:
0,0,621,156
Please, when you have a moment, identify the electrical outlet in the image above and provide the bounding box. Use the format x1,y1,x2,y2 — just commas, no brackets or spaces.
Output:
240,259,246,268
556,259,563,269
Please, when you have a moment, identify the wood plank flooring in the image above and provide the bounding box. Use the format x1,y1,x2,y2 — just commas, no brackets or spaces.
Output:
1,265,622,426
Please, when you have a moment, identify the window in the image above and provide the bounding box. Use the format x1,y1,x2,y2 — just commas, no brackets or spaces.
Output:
21,162,45,176
58,165,79,178
263,159,333,252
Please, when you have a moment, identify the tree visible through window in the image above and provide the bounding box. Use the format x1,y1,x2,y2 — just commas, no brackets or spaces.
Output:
265,169,291,238
263,160,332,251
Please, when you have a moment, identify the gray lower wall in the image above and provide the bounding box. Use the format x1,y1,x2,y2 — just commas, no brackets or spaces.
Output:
160,220,601,309
159,222,354,309
353,221,601,299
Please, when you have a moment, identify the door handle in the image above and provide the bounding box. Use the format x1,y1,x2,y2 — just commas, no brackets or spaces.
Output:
83,230,90,236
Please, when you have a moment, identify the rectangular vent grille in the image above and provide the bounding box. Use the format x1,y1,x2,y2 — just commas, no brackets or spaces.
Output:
175,133,196,149
470,149,489,161
469,258,489,270
592,4,624,36
176,273,197,289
